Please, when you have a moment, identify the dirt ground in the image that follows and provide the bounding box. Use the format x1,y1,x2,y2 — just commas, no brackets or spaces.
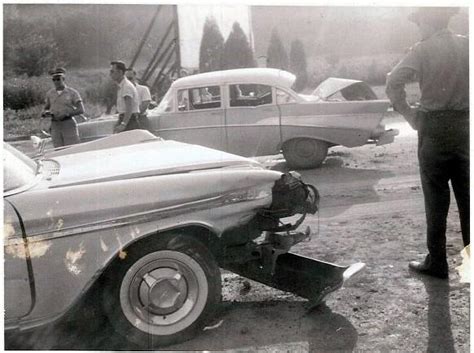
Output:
5,114,470,352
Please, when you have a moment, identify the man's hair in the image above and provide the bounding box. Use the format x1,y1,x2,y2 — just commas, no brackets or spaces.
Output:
110,61,127,73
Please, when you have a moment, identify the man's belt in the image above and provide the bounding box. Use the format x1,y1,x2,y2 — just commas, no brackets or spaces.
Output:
418,110,469,138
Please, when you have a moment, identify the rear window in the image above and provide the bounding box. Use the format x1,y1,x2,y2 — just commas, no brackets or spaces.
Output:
229,84,273,107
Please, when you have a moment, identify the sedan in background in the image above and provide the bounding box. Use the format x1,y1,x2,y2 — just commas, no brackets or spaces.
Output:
78,68,398,169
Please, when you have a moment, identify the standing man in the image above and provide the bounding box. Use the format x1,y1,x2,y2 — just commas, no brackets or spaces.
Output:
109,61,140,133
43,68,84,147
125,68,152,130
386,7,469,279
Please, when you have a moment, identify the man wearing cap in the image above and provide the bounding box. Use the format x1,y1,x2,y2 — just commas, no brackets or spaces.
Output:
43,68,84,147
386,7,469,279
125,68,152,131
109,61,140,133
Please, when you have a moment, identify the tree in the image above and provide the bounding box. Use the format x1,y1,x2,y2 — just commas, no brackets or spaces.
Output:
289,39,308,92
7,32,62,77
223,22,256,69
199,17,225,73
266,29,288,70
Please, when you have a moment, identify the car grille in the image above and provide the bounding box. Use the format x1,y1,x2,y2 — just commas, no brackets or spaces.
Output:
42,160,60,176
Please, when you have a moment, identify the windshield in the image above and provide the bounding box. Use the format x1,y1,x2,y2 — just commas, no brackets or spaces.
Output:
4,143,38,193
150,89,174,114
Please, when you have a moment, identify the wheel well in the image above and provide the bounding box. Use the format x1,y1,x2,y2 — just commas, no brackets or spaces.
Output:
76,226,220,311
281,137,332,151
109,226,220,270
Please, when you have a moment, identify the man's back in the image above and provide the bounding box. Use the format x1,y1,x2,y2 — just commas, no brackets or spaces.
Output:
414,30,469,111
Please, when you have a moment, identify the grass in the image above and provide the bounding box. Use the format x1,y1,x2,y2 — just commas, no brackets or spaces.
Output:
4,102,106,140
4,68,112,139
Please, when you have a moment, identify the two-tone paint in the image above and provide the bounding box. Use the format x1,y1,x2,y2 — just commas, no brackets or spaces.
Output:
78,68,397,158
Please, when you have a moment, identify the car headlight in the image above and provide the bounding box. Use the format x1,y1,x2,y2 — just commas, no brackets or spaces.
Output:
223,186,272,204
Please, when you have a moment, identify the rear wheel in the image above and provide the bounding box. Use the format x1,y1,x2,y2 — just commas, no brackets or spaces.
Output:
102,234,221,348
283,138,329,169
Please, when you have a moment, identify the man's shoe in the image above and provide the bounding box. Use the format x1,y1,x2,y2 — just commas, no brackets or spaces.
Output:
409,261,449,279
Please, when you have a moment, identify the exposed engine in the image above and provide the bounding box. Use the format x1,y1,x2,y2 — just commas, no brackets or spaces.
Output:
257,171,319,232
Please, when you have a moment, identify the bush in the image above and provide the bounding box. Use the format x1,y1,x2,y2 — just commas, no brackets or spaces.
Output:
3,76,49,110
7,33,62,77
3,106,44,138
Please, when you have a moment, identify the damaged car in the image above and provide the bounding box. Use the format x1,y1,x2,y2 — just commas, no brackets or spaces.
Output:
4,130,364,348
78,68,398,169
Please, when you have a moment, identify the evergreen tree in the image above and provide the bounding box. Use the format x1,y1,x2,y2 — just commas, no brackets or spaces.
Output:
199,17,225,73
223,22,256,69
266,29,288,70
289,39,308,91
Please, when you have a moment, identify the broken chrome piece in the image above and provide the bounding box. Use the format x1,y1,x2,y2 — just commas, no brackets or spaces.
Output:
261,228,312,275
224,253,365,307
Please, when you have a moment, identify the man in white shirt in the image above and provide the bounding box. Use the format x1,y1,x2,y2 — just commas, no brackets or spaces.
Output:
109,61,140,133
125,68,152,131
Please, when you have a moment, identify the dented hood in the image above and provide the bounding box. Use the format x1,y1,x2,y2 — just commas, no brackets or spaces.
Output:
41,130,261,188
311,78,378,101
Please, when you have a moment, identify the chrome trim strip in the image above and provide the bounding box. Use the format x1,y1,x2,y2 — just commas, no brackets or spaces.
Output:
22,189,268,243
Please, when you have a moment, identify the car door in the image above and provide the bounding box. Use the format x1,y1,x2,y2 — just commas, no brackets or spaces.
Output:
4,200,35,322
224,83,281,157
155,84,226,151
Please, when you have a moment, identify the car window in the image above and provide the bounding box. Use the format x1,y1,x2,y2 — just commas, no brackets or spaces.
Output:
153,89,173,113
4,143,38,193
229,84,273,107
276,88,297,104
178,85,221,111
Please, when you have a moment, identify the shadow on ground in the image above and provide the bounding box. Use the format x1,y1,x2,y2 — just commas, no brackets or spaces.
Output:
5,301,358,351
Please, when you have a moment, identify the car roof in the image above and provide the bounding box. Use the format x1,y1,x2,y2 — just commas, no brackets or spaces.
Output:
171,68,296,89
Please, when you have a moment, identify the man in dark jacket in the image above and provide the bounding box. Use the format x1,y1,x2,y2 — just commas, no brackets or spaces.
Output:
386,7,469,279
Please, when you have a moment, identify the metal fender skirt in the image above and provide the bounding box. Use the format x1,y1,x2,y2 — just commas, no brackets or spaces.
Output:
226,253,365,307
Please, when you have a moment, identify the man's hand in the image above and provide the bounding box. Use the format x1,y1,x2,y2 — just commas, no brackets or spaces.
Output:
402,107,419,131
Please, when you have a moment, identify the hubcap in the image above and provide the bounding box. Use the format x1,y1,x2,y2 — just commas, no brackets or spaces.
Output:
119,250,209,336
138,269,188,315
295,140,316,158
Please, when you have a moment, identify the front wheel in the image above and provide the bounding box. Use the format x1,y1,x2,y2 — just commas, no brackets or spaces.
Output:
283,138,329,169
102,234,221,348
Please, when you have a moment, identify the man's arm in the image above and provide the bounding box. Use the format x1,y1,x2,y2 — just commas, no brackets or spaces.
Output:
385,45,422,130
386,67,417,116
43,95,51,113
70,99,85,116
139,99,151,114
114,95,133,133
139,86,152,114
